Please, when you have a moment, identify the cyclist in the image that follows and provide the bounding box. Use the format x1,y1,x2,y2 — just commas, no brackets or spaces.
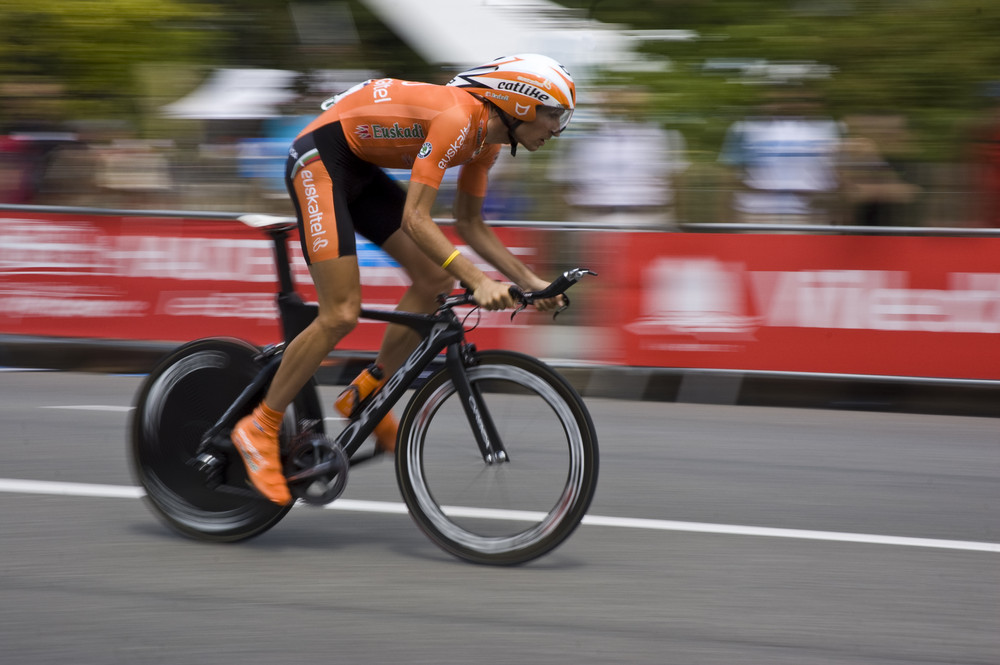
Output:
231,54,577,504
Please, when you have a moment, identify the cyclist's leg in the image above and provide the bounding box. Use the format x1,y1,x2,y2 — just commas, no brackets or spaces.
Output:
263,256,362,410
375,228,455,374
349,168,455,375
233,257,361,504
336,232,454,454
338,170,452,452
232,123,361,503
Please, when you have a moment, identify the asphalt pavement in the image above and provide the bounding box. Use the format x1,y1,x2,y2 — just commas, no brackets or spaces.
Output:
1,370,997,664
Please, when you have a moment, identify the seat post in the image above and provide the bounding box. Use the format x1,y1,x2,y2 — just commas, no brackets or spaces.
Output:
269,227,296,297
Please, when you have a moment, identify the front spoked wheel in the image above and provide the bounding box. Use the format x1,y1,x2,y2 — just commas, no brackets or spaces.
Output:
396,350,599,565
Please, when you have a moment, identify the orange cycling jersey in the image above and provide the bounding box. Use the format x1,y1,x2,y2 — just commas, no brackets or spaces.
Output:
298,79,501,197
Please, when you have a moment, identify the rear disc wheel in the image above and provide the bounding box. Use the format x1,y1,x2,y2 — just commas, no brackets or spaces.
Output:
129,338,291,541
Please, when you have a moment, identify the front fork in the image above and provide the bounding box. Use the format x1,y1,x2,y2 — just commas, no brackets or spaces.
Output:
446,343,509,464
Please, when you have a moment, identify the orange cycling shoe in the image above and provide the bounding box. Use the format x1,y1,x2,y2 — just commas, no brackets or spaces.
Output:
231,403,292,505
335,364,398,453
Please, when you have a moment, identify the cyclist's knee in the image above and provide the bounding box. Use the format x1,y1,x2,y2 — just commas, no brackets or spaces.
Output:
315,301,360,339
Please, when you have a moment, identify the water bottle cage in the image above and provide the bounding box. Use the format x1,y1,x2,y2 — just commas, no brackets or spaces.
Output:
337,385,363,418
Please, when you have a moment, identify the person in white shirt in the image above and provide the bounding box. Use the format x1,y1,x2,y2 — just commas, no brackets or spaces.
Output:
720,90,842,225
551,89,689,228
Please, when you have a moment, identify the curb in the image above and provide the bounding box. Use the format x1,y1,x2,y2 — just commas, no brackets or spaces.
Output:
3,336,999,418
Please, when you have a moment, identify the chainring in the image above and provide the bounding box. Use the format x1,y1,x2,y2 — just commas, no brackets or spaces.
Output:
283,432,349,506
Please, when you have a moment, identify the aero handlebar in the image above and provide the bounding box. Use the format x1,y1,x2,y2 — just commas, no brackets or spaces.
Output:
444,268,597,318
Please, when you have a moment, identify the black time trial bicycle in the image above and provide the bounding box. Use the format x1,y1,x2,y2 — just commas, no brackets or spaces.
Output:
130,214,599,565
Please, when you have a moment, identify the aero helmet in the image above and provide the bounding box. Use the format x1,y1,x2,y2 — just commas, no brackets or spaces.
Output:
448,54,576,154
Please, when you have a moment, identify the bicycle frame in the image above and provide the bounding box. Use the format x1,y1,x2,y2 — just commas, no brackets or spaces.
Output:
197,222,506,467
134,215,598,562
335,305,507,463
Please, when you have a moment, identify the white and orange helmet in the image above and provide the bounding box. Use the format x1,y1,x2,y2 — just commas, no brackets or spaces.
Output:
447,54,576,133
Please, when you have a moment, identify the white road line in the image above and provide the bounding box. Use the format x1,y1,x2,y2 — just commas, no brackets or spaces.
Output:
578,515,1000,553
0,478,997,553
0,478,144,498
39,405,135,412
40,405,334,416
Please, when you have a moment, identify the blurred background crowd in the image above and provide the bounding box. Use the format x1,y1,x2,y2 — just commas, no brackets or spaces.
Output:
1,0,999,229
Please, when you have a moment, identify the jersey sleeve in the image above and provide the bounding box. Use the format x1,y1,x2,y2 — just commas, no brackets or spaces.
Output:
409,106,479,191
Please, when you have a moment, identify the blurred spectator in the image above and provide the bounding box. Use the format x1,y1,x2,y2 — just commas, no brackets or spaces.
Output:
550,89,689,228
94,137,174,208
39,121,174,209
238,94,315,210
0,81,79,204
719,89,842,225
837,114,920,226
34,131,99,206
0,132,80,204
0,134,33,203
969,86,1000,227
483,151,536,220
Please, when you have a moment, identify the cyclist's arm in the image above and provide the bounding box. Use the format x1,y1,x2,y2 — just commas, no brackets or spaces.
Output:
401,181,513,310
453,189,563,311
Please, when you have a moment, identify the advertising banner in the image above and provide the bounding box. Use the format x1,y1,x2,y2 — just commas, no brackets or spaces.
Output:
6,210,1000,380
0,212,552,353
585,231,1000,380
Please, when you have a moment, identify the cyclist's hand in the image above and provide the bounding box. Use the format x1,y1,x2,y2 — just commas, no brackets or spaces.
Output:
472,280,516,311
522,277,566,312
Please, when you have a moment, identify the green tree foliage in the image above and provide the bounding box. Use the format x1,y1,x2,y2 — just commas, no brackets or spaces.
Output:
0,0,219,122
4,0,998,158
0,0,440,131
564,0,1000,158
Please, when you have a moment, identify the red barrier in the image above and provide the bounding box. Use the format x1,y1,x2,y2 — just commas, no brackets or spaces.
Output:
584,231,1000,380
0,211,551,353
5,210,1000,380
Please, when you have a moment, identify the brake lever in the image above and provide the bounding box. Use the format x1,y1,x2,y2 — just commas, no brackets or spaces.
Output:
508,286,572,321
550,268,594,318
509,268,596,320
509,285,527,321
552,293,570,319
